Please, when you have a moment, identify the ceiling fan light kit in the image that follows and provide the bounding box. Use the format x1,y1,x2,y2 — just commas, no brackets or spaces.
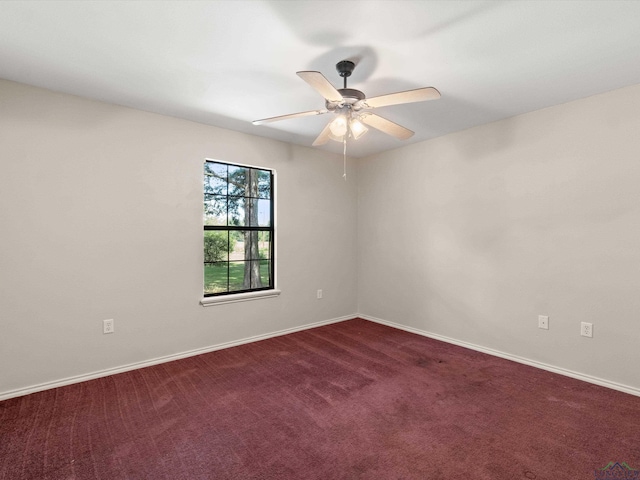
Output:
349,117,368,139
252,59,441,147
329,114,348,137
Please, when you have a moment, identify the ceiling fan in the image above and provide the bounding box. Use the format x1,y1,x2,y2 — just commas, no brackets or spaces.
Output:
252,60,441,146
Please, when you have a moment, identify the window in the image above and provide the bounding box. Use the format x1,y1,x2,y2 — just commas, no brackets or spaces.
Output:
203,160,275,300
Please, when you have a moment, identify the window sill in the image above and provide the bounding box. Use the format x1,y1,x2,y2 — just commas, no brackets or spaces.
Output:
200,289,281,307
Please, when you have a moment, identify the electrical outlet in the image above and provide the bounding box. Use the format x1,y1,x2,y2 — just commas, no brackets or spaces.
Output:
103,319,115,334
580,322,593,338
538,315,549,330
317,289,323,299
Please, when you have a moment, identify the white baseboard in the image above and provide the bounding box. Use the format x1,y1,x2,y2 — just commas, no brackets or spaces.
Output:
359,313,640,398
6,313,638,401
0,314,355,401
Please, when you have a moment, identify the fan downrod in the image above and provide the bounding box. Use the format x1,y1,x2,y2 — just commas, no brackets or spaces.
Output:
336,60,355,88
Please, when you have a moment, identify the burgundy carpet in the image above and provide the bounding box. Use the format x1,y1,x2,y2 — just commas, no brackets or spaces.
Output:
1,318,639,479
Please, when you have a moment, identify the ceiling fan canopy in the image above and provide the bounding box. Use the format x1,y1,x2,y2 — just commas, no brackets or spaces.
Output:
253,60,441,146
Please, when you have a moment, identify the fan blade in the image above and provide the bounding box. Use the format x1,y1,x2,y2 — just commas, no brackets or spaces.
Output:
253,109,327,125
364,87,441,109
296,71,343,103
360,113,414,140
312,121,333,146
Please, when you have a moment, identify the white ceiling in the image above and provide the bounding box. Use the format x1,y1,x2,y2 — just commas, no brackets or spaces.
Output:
2,1,640,158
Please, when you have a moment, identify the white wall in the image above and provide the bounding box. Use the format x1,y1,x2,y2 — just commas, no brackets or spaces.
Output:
0,79,358,398
3,77,639,399
358,83,640,392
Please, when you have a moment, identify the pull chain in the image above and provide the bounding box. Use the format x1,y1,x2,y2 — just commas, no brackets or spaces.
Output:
343,136,347,180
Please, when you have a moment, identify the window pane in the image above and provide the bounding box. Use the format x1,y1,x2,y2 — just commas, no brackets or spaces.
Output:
247,198,259,227
259,259,272,287
204,262,228,294
257,170,271,199
228,165,248,197
204,231,230,262
228,261,245,292
204,162,227,195
239,230,262,261
228,197,247,226
258,231,271,259
204,195,228,226
256,199,271,227
247,261,263,288
228,231,243,261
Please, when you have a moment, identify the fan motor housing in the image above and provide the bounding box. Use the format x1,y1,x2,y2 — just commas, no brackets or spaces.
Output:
339,88,365,101
326,88,366,111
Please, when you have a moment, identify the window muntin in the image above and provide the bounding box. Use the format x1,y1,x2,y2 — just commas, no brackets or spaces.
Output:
204,161,274,296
